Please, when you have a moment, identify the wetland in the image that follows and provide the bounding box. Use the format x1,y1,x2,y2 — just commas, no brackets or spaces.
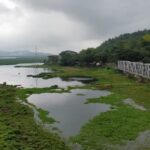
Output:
0,63,150,150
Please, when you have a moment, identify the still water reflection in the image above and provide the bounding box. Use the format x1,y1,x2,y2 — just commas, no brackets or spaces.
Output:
28,89,111,137
0,64,83,88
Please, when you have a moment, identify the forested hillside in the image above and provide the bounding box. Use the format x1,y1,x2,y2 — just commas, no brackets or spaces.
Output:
95,29,150,63
46,30,150,66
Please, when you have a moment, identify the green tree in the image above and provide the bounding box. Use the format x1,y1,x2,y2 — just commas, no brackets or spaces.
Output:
79,48,96,65
59,50,78,66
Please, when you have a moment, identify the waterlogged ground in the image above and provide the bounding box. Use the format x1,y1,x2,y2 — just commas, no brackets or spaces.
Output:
26,65,150,150
1,64,150,150
28,89,111,137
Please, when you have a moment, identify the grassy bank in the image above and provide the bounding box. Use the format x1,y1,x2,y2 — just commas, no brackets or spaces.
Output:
17,86,70,124
0,84,69,150
31,65,150,149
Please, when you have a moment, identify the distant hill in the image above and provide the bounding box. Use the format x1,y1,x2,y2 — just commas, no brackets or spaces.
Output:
95,29,150,63
0,51,51,65
0,50,49,58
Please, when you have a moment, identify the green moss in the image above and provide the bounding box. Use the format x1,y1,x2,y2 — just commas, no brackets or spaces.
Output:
86,93,125,106
38,108,56,124
76,93,85,96
17,86,70,101
72,106,150,150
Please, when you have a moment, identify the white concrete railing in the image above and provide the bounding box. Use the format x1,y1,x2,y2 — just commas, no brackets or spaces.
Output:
118,61,150,79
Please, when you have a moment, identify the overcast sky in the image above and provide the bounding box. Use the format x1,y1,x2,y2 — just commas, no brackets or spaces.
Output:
0,0,150,54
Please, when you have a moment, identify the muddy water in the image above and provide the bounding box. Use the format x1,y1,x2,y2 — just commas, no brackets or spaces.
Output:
28,89,111,137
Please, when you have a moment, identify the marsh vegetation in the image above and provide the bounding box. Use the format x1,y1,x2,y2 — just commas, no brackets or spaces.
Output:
0,63,150,150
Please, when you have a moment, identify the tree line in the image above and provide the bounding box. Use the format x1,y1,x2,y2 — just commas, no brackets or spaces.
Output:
46,30,150,66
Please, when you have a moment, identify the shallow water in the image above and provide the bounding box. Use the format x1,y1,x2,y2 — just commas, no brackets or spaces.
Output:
28,89,111,137
1,63,111,137
123,98,146,111
0,63,83,88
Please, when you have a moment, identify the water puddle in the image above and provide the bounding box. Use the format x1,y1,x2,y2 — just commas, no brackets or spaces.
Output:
123,98,146,111
28,89,111,137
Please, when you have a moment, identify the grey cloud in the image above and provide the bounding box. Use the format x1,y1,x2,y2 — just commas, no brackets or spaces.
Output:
0,0,150,53
0,2,24,26
14,0,150,39
0,3,10,12
0,7,88,53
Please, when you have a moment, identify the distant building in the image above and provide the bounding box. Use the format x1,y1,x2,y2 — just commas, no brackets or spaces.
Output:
45,55,59,65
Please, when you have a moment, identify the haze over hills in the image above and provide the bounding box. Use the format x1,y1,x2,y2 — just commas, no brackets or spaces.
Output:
1,29,150,65
0,50,50,65
0,51,50,58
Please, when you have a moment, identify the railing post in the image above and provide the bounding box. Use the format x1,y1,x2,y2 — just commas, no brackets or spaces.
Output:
118,60,150,79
